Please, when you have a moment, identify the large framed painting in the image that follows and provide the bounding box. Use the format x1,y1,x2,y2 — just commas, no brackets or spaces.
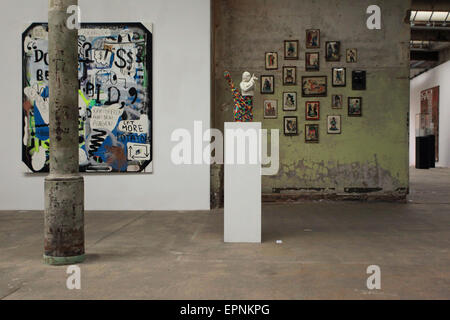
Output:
421,86,440,161
22,23,153,173
301,76,327,97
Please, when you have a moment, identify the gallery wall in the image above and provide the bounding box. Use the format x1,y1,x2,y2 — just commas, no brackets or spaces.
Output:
410,60,450,168
0,0,211,210
213,0,411,199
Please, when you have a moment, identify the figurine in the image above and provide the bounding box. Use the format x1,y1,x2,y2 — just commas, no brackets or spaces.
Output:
224,71,257,122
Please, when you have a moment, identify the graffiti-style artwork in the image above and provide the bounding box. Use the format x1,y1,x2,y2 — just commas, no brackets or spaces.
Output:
22,23,153,173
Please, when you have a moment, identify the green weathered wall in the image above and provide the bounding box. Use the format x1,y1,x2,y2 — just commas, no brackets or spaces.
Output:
213,0,411,199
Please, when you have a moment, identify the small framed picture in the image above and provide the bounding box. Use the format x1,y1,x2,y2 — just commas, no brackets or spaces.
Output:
305,52,320,71
264,99,278,119
283,66,297,85
332,94,343,109
284,116,298,136
283,92,297,111
301,76,327,97
305,101,320,120
348,97,362,117
352,70,366,90
284,40,299,60
325,41,340,61
305,124,319,143
332,67,346,87
261,75,275,94
327,115,341,134
265,52,278,70
346,49,357,63
306,29,320,49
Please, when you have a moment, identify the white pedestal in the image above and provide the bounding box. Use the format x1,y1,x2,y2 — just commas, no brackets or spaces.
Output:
224,122,261,243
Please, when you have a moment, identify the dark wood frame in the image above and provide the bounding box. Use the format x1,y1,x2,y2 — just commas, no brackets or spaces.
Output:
284,40,299,60
263,99,278,119
282,92,297,111
265,52,278,70
283,66,297,85
305,52,320,71
332,67,346,87
327,115,342,134
301,76,327,97
325,41,341,62
305,101,320,120
260,75,275,94
306,29,320,49
284,116,298,136
331,94,344,109
348,97,362,117
346,48,357,63
305,124,320,143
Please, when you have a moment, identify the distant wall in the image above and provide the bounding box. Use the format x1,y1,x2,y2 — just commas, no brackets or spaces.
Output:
213,0,411,200
410,60,450,168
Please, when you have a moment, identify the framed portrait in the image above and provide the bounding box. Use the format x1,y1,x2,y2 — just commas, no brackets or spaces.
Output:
348,97,362,117
305,124,319,143
332,67,346,87
346,48,357,63
332,94,343,109
284,40,299,60
352,70,366,90
305,101,320,120
306,29,320,49
283,92,297,111
325,41,340,61
265,52,278,70
301,76,327,97
327,115,341,134
284,116,298,136
283,66,297,85
264,99,278,119
305,52,320,71
261,75,275,94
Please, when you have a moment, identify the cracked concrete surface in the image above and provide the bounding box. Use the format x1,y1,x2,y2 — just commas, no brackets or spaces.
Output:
0,168,449,299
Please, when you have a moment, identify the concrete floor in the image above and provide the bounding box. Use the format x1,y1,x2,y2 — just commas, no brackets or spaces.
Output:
0,168,449,300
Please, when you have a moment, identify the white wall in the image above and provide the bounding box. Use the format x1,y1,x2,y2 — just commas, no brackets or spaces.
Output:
410,61,450,168
0,0,211,210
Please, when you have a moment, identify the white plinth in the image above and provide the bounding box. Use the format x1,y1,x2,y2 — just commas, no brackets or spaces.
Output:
224,122,261,243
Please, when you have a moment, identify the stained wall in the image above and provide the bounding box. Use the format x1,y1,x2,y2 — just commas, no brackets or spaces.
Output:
213,0,411,199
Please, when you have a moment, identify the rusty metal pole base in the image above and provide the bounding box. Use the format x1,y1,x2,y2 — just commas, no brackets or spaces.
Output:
44,175,85,266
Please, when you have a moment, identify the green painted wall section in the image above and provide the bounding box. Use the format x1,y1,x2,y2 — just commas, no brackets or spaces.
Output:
214,0,411,196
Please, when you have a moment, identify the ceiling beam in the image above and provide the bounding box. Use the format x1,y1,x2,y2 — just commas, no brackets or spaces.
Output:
412,0,450,11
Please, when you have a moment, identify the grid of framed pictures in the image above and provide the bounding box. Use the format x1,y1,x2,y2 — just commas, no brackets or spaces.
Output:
258,31,365,141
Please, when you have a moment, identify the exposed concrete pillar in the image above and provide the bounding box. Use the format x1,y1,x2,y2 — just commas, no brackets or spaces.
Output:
44,0,85,265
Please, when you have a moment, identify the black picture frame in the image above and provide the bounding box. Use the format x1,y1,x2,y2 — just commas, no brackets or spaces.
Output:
261,75,275,94
332,67,346,87
305,52,320,71
284,116,298,136
348,97,363,117
325,41,340,62
301,76,327,97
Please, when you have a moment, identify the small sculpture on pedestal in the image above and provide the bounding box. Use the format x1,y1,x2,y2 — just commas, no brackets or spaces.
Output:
224,71,258,122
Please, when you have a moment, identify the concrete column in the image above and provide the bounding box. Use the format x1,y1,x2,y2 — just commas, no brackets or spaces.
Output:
44,0,85,265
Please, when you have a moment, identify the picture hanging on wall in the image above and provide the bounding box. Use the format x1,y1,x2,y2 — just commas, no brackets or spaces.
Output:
352,70,366,90
327,115,342,134
265,52,278,70
306,29,320,49
332,67,346,87
346,49,357,63
284,116,298,136
284,40,299,60
283,66,297,85
264,99,278,119
301,76,327,97
22,22,153,173
283,92,297,111
348,97,362,116
305,101,320,120
261,75,275,94
325,41,340,61
305,124,319,143
332,94,344,109
305,52,320,71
